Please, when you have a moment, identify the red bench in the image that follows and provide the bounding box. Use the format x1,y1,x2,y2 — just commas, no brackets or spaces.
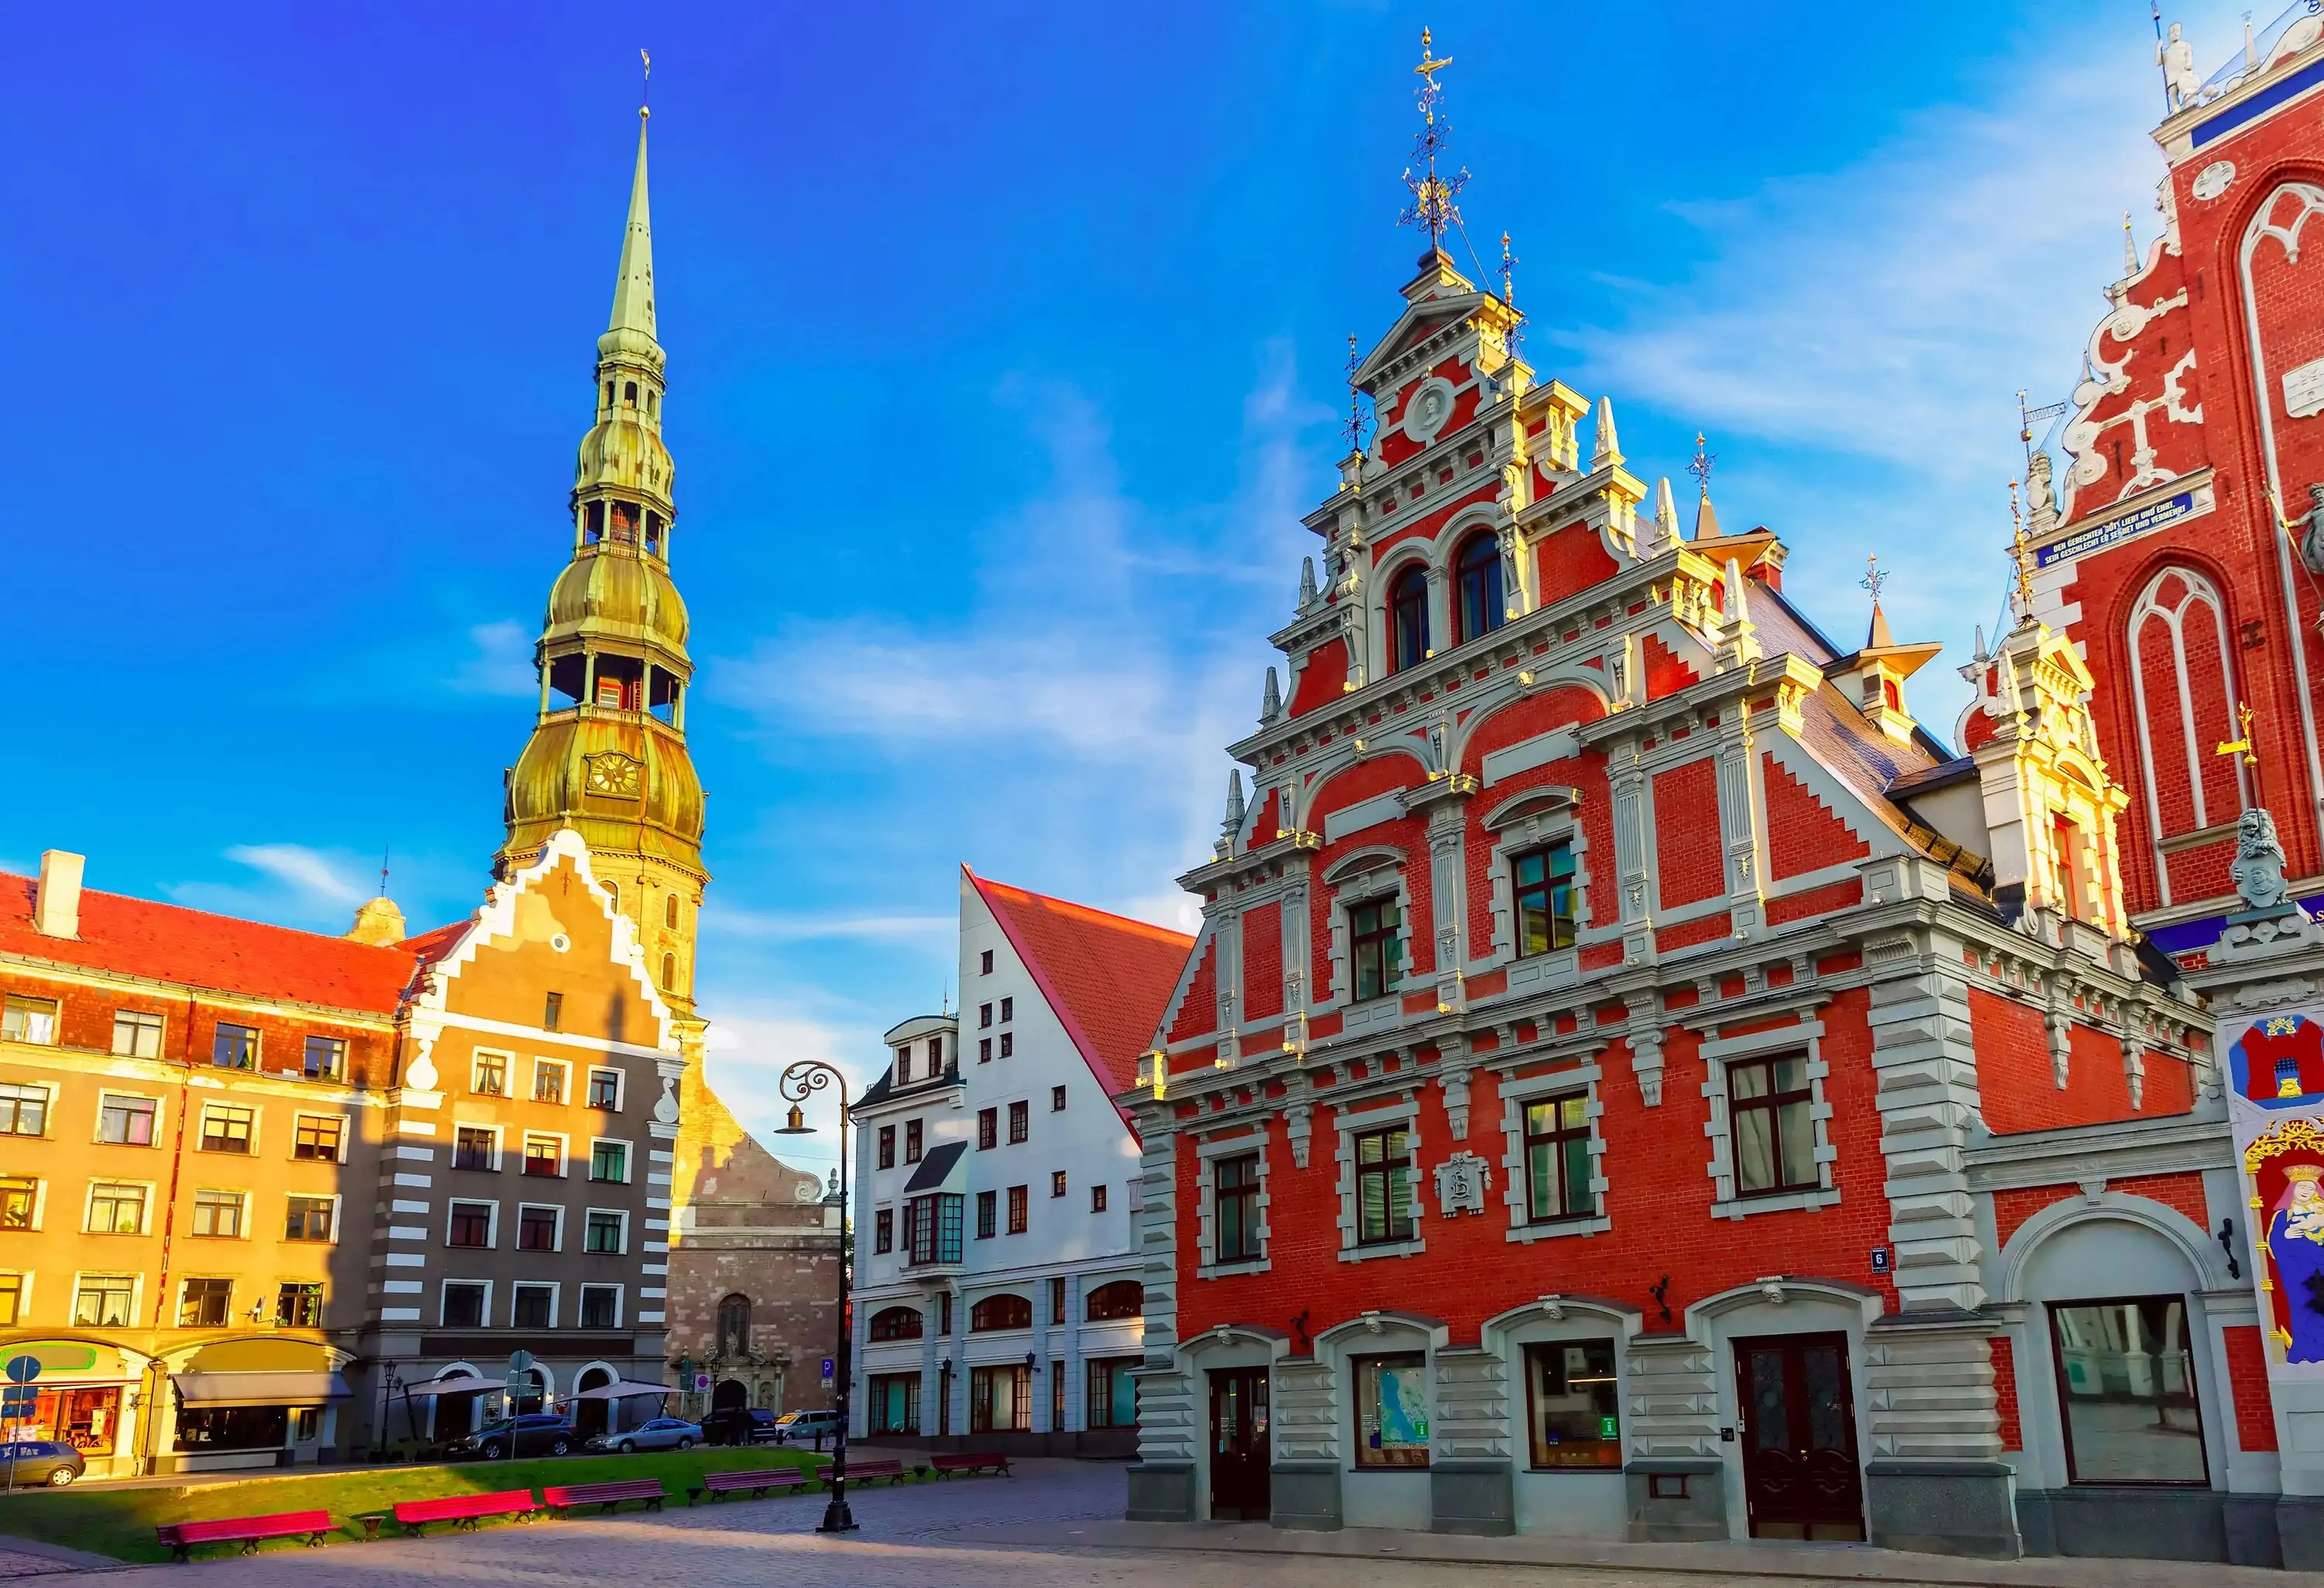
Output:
540,1477,667,1516
686,1468,810,1504
156,1511,335,1561
930,1452,1011,1478
834,1458,911,1487
390,1490,538,1536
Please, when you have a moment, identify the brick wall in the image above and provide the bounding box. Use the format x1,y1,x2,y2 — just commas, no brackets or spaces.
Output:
1762,754,1868,882
1992,1334,2022,1451
1990,1170,2209,1250
1652,757,1724,909
1241,902,1283,1021
2223,1323,2279,1453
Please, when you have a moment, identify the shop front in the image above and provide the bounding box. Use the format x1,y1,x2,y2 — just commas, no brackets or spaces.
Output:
161,1339,349,1473
0,1340,145,1481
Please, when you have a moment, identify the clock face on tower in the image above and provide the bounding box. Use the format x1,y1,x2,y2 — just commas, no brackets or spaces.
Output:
583,752,645,799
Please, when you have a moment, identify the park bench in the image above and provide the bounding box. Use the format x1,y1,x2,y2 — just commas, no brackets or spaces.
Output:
540,1477,667,1516
929,1452,1011,1479
685,1468,810,1505
156,1510,335,1561
834,1458,912,1487
384,1490,539,1537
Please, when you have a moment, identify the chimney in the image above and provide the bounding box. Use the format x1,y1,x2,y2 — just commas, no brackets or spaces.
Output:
34,851,84,940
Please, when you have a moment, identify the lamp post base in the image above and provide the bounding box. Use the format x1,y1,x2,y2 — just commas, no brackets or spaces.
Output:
816,1493,858,1534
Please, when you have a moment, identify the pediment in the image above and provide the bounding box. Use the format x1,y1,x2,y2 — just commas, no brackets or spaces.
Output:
1353,291,1494,391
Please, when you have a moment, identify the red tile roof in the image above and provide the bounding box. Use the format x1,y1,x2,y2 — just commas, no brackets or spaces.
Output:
969,870,1195,1095
0,871,421,1014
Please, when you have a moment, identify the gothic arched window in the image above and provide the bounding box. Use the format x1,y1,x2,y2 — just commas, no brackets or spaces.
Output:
2126,564,2246,903
717,1293,751,1356
1455,531,1504,644
1389,565,1430,672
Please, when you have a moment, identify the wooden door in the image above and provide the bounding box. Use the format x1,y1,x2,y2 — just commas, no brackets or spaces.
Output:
1733,1332,1865,1541
1208,1369,1270,1521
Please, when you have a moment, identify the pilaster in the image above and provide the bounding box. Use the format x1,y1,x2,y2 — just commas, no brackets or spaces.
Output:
1865,930,1989,1313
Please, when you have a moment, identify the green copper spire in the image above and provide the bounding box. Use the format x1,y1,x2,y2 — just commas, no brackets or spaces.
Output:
608,108,656,345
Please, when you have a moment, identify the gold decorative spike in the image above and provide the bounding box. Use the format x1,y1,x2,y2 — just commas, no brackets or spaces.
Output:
640,49,651,119
1416,26,1451,85
2217,699,2260,770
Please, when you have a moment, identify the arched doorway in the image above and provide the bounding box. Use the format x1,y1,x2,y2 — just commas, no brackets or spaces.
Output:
713,1379,748,1414
572,1366,613,1438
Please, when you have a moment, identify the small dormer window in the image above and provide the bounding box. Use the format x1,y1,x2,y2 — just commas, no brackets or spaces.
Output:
897,1047,913,1085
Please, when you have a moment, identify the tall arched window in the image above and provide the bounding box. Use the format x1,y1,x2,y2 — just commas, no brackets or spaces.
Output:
1389,565,1430,672
2126,564,2244,906
1455,532,1504,644
662,952,679,991
664,894,679,929
717,1293,751,1356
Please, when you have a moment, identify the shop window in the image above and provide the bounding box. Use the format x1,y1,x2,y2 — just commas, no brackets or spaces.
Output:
585,1209,624,1253
210,1023,256,1069
870,1373,920,1435
178,1277,232,1327
285,1196,335,1243
1349,896,1404,1002
511,1284,554,1328
452,1126,497,1171
176,1404,286,1450
1522,1339,1620,1468
969,1292,1031,1332
73,1274,135,1328
441,1281,488,1328
191,1189,245,1238
24,1386,121,1455
1728,1054,1817,1196
87,1181,146,1234
1008,1100,1029,1143
2,996,59,1046
276,1283,324,1327
1353,1352,1431,1468
1512,841,1577,956
1523,1092,1593,1222
200,1105,253,1154
1455,531,1504,644
1215,1153,1263,1263
293,1408,321,1442
472,1051,509,1096
0,1083,49,1137
1086,1356,1140,1428
111,1010,164,1057
2049,1296,2209,1485
1007,1184,1028,1234
971,1364,1031,1432
1086,1280,1143,1321
98,1095,156,1146
0,1178,35,1230
517,1205,560,1251
579,1285,620,1328
1389,565,1430,671
294,1115,344,1162
302,1035,346,1082
1356,1126,1416,1245
868,1305,923,1342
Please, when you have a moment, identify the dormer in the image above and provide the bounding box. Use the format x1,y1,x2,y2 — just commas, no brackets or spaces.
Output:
1825,602,1942,744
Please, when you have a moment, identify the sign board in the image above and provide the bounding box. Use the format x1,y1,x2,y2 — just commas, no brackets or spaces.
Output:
820,1357,835,1384
2,1357,40,1420
2034,489,2203,569
2,1358,37,1386
692,1373,711,1394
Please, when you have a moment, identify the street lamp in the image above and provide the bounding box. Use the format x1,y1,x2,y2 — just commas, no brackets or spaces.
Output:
774,1059,858,1535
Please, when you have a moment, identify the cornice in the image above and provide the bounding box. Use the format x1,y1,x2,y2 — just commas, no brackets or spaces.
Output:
1961,1110,2232,1191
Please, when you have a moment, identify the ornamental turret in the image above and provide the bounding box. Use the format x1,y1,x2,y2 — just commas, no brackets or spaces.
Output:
500,101,707,1017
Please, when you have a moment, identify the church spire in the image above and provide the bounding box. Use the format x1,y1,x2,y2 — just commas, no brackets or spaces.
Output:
609,101,656,343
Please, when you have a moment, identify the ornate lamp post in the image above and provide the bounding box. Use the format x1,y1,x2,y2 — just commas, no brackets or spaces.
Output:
774,1060,857,1535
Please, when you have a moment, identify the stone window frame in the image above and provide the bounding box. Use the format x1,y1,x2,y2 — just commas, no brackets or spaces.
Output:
1195,1130,1271,1280
576,1281,624,1329
530,1057,572,1105
445,1195,500,1249
1333,1092,1429,1263
509,1279,559,1329
83,1176,156,1236
1495,1057,1612,1243
1697,1018,1841,1219
514,1200,565,1253
1477,785,1593,970
1321,846,1416,1023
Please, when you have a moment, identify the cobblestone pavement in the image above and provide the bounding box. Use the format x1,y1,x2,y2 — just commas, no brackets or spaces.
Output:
0,1552,80,1580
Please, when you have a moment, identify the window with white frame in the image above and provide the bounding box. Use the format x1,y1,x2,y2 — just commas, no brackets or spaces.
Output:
516,1203,562,1252
2,996,59,1046
511,1282,555,1328
452,1124,499,1171
0,1271,24,1325
0,1082,50,1136
532,1058,569,1105
190,1188,246,1238
73,1273,136,1327
112,1009,165,1057
590,1139,630,1183
1,1177,40,1230
86,1181,148,1234
97,1093,158,1146
1200,1141,1266,1269
586,1066,622,1110
583,1208,626,1253
1700,1021,1839,1218
440,1280,489,1328
447,1200,496,1248
472,1050,510,1096
578,1284,621,1328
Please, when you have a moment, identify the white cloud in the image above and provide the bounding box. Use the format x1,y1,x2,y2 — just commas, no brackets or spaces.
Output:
703,906,954,947
698,1004,888,1174
446,618,535,697
222,843,370,906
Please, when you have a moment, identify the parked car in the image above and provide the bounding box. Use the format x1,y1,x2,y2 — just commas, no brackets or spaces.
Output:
701,1408,779,1446
0,1441,82,1487
445,1413,576,1460
769,1409,844,1446
586,1417,700,1454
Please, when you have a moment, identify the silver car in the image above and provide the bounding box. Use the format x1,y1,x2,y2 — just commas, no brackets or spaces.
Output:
586,1416,701,1453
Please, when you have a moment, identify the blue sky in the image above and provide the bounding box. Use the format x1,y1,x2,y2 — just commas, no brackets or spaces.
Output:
3,2,2259,1174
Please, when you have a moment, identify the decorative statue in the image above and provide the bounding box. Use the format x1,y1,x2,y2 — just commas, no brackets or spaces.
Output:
2024,450,2059,538
2159,22,2201,110
2234,805,2294,912
2302,483,2324,576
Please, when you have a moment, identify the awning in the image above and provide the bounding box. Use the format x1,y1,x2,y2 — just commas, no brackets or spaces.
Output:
571,1380,677,1401
405,1373,499,1397
174,1370,350,1408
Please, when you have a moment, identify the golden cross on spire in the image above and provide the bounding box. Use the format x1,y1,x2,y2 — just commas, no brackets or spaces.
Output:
2217,699,2260,770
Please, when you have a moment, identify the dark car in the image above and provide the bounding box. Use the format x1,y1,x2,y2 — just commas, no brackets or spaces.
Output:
445,1413,576,1461
0,1441,84,1487
701,1407,778,1446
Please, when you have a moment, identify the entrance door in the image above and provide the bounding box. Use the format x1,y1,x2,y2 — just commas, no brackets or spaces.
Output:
1733,1332,1865,1541
1208,1369,1270,1521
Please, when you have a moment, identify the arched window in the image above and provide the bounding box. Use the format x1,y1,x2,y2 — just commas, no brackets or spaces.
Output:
662,952,678,990
1389,565,1430,672
623,380,638,405
1455,532,1504,644
717,1293,751,1356
969,1293,1032,1332
868,1305,924,1342
1085,1280,1143,1321
664,894,679,929
2126,565,2245,903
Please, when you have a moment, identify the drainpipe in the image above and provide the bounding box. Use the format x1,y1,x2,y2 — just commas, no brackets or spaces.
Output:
140,992,198,1474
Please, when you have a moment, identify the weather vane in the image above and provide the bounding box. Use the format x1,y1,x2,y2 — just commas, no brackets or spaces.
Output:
1498,231,1525,352
1859,555,1887,607
2217,699,2260,771
1686,431,1717,500
1397,29,1468,253
640,48,651,118
1342,333,1372,454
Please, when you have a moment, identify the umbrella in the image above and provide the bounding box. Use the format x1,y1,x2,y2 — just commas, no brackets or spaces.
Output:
571,1380,679,1401
407,1372,499,1396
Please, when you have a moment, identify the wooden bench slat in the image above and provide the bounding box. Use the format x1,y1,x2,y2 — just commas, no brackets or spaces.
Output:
156,1511,334,1560
392,1490,537,1535
541,1478,667,1515
686,1469,812,1504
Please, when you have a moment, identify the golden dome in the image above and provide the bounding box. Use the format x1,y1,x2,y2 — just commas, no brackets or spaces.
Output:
576,414,676,500
545,549,691,656
505,710,706,866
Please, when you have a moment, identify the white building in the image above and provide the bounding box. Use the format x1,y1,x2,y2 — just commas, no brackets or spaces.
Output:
849,868,1191,1453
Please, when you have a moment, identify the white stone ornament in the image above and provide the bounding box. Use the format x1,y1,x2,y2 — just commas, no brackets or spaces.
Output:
1433,1150,1491,1215
2192,161,2235,201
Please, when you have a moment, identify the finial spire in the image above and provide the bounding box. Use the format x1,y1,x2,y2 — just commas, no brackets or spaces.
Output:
2008,479,2037,627
1652,476,1681,553
1860,556,1895,648
1262,666,1284,722
2123,211,2139,280
608,83,657,341
1397,29,1468,254
1688,431,1724,541
1342,333,1370,455
1591,397,1623,471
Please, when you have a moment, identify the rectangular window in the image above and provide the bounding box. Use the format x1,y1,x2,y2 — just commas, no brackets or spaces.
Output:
873,1208,893,1253
199,1105,253,1153
1050,1275,1067,1325
448,1201,493,1248
906,1193,964,1266
73,1274,136,1328
522,1134,562,1177
0,1083,49,1137
999,997,1013,1023
979,1037,992,1064
975,1189,997,1239
926,1034,943,1067
978,1107,998,1150
896,1047,914,1084
1356,1126,1415,1245
1086,1357,1139,1428
1728,1054,1817,1196
584,1209,624,1253
586,1067,621,1109
939,1291,953,1338
1523,1339,1621,1468
211,1023,257,1069
980,950,995,974
1353,1352,1431,1468
472,1051,509,1096
178,1277,232,1328
1051,1170,1067,1198
1007,1184,1028,1234
970,1364,1030,1432
2050,1296,2209,1485
517,1205,559,1251
294,1115,344,1161
302,1035,346,1082
276,1282,324,1327
1349,897,1404,1002
1092,1183,1109,1212
878,1126,896,1169
1215,1152,1263,1263
453,1126,497,1171
542,992,562,1032
112,1010,164,1057
532,1059,568,1104
191,1189,244,1238
88,1181,146,1234
1051,1084,1066,1112
979,1002,993,1028
999,1032,1014,1058
904,1119,923,1163
0,1273,21,1326
590,1139,627,1182
440,1282,488,1328
2,996,60,1046
284,1195,335,1242
1008,1100,1029,1143
0,1177,36,1230
579,1284,619,1328
98,1094,157,1146
511,1284,553,1328
1524,1092,1593,1222
1512,841,1579,956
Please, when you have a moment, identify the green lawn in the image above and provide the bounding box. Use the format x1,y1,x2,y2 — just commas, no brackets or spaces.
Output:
0,1445,830,1564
